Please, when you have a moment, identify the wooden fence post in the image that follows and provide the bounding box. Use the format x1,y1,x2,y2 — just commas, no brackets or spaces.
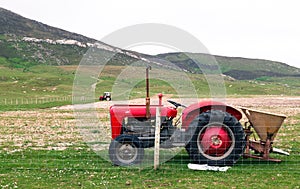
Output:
154,107,161,170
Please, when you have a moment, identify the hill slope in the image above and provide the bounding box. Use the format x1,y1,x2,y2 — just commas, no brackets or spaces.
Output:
0,7,137,67
0,7,300,80
0,8,96,43
156,52,300,80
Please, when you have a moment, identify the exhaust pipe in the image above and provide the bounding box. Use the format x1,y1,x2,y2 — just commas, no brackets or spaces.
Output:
146,66,151,119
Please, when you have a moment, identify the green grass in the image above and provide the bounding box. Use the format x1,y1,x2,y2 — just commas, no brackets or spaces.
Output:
0,147,298,188
0,65,73,110
225,80,299,96
0,64,299,111
0,101,71,111
0,111,299,188
0,65,73,99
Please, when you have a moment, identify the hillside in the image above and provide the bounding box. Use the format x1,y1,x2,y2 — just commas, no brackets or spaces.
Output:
156,53,300,80
0,7,139,67
0,7,300,81
0,8,96,43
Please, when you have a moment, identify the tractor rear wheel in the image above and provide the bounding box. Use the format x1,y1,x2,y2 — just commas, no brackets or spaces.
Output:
109,135,144,166
185,110,245,166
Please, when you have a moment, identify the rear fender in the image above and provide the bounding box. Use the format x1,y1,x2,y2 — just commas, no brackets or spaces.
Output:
181,100,242,130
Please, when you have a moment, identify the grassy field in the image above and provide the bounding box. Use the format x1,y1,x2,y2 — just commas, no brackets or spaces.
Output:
0,147,299,189
0,105,299,188
0,63,299,188
0,65,73,101
0,64,299,111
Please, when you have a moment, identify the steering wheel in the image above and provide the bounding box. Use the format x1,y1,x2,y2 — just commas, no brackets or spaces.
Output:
167,100,187,108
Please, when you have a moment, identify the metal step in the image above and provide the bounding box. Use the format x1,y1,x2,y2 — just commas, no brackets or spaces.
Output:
171,143,186,147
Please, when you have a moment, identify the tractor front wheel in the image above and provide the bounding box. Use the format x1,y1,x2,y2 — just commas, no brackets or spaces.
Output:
185,110,246,166
109,135,144,166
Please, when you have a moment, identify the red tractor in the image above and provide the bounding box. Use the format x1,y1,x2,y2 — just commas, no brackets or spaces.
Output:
99,92,111,101
108,67,287,166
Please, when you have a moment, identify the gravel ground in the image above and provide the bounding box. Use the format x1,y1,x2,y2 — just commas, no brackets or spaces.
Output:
1,96,299,152
58,95,300,115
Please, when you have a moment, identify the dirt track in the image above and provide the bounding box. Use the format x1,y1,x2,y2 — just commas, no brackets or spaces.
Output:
58,96,300,116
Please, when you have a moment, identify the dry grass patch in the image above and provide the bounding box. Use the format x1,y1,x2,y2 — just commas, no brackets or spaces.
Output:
0,110,82,151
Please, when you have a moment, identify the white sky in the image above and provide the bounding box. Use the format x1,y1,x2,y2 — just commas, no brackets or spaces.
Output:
0,0,299,68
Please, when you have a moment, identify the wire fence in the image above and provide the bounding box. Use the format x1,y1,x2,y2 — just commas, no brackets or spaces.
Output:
0,96,72,105
0,96,99,105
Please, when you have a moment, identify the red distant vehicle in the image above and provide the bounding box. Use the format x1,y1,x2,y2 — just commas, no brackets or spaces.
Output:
99,92,111,101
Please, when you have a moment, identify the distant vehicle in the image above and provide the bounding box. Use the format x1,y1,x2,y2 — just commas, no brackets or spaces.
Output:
99,92,111,101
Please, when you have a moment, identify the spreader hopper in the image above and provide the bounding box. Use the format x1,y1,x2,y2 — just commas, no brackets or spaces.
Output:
241,108,286,142
240,107,288,162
